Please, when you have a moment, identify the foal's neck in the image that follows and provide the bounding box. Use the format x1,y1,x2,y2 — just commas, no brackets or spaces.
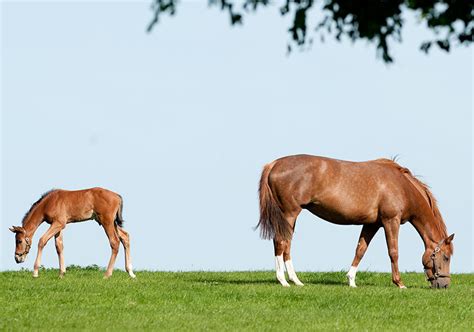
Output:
22,207,44,239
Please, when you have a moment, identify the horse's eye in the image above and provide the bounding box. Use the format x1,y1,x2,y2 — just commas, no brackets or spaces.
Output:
17,240,22,244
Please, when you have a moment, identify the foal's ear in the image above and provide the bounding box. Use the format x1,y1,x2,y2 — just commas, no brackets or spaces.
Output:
445,233,455,244
9,226,24,234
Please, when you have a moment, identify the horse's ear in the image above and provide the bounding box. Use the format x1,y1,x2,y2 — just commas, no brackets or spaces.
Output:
9,226,16,233
445,233,454,244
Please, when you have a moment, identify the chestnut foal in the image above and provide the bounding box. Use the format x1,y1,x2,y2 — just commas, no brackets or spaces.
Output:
9,187,136,279
257,155,454,289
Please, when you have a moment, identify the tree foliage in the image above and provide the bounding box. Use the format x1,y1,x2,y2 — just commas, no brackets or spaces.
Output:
147,0,473,62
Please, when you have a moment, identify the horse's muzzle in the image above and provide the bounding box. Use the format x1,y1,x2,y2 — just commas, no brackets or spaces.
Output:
430,277,450,289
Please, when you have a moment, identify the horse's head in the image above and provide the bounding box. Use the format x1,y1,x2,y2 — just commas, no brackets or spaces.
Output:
9,226,31,263
423,234,454,289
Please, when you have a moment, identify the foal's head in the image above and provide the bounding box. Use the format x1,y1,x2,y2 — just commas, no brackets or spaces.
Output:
9,226,31,263
423,234,454,289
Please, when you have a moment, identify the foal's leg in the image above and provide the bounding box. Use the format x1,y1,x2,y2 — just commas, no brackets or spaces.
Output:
347,223,380,287
102,219,120,279
55,230,66,278
117,226,136,278
382,217,406,289
33,223,65,277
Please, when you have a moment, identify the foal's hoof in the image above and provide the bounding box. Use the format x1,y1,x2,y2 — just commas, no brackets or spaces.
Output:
32,273,39,278
399,285,407,289
103,275,112,279
129,272,136,279
59,273,65,279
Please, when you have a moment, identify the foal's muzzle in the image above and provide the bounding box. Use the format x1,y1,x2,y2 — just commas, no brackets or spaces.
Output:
15,253,27,263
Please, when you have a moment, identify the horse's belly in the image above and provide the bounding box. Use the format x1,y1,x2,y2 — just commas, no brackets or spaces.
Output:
305,201,378,225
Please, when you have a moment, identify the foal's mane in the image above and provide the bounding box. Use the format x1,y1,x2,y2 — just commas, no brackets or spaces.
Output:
374,159,450,245
22,189,57,226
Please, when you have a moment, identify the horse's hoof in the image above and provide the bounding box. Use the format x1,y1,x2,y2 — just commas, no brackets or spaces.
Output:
290,279,304,286
278,280,290,287
399,285,407,289
347,274,357,288
32,273,39,278
129,273,136,279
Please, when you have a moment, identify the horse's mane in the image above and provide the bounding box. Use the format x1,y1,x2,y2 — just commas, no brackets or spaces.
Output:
22,189,57,226
374,159,450,250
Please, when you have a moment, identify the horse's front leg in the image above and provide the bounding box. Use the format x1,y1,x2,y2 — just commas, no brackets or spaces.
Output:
33,223,65,277
347,223,381,287
382,217,406,289
55,230,66,278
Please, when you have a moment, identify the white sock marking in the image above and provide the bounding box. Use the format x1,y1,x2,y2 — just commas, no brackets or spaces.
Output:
127,265,136,278
275,255,290,287
347,265,358,288
285,260,304,286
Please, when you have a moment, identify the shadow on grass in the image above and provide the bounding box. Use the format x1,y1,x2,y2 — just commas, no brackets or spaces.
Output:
186,275,350,287
186,276,277,285
186,273,430,288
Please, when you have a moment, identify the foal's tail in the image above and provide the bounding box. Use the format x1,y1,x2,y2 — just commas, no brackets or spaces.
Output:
115,195,124,227
256,162,292,241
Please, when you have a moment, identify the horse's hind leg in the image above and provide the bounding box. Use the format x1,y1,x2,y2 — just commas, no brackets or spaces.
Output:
273,239,303,287
347,223,380,287
55,230,66,278
283,239,304,286
117,226,136,278
102,218,120,279
273,213,303,287
274,239,290,287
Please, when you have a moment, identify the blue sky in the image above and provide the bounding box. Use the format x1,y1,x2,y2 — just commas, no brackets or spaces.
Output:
1,1,472,273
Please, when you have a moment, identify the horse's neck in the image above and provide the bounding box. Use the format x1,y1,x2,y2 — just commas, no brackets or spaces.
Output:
23,208,44,239
411,213,444,250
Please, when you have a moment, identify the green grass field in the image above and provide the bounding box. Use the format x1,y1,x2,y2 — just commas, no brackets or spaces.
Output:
1,267,472,331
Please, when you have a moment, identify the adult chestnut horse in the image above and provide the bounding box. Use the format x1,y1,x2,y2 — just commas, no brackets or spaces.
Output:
9,187,136,279
257,155,454,289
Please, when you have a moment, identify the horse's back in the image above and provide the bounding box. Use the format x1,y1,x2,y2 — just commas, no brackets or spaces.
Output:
268,155,413,224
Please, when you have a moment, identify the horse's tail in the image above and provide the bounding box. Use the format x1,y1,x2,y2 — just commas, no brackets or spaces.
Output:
256,162,292,241
115,194,124,227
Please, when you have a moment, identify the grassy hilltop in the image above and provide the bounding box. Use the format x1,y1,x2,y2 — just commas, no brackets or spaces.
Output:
1,267,473,331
